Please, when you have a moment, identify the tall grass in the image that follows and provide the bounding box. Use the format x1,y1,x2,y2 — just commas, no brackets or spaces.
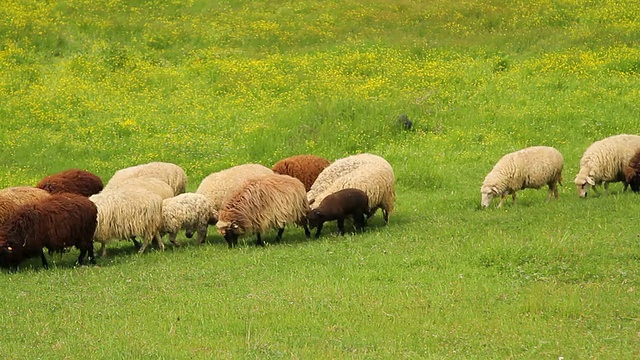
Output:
1,0,640,358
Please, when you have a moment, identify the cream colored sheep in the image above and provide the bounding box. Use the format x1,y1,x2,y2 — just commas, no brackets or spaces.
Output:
89,187,163,256
160,193,218,247
0,186,50,226
103,176,174,200
196,163,273,211
108,161,187,196
481,146,564,208
574,134,640,197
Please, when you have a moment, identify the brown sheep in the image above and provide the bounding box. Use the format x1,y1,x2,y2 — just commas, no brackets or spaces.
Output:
0,193,98,269
623,149,640,192
272,155,330,192
216,174,311,247
306,188,369,238
0,186,50,227
36,168,104,197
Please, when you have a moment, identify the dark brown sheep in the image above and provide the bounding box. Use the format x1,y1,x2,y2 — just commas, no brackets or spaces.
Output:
0,193,98,270
272,154,331,192
306,188,369,238
36,169,104,197
624,149,640,192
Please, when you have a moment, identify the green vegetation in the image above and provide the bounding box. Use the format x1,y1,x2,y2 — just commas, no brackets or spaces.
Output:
1,0,639,358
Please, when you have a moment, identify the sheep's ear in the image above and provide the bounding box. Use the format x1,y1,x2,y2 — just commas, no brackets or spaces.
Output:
491,187,499,195
586,177,595,186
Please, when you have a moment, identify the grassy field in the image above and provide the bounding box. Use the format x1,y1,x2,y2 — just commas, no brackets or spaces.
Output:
1,0,640,358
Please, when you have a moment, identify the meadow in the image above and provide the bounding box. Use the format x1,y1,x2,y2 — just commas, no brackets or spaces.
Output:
1,0,640,358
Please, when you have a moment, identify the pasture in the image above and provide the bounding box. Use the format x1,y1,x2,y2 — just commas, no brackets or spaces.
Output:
1,0,639,358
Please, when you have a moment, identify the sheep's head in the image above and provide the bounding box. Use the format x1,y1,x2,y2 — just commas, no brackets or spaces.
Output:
0,242,20,269
574,175,595,198
306,209,324,228
480,186,499,208
216,220,243,248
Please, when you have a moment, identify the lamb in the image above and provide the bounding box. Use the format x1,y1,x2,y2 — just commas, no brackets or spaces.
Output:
308,153,395,224
196,163,273,212
104,176,174,200
574,134,640,197
160,193,218,247
108,161,187,196
623,149,640,192
272,154,331,192
216,174,311,248
36,168,104,197
0,186,50,226
0,193,97,269
481,146,564,208
306,188,370,238
89,187,163,256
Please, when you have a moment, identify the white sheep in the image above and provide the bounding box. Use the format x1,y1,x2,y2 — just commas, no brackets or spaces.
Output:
108,161,187,196
574,134,640,197
196,163,273,211
103,176,174,200
89,187,163,256
308,153,395,223
160,193,218,247
481,146,564,208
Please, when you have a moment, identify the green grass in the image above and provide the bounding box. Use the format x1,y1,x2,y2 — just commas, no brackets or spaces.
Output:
2,0,640,358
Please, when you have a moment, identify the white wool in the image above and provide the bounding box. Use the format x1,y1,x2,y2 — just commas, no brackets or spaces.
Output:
196,163,273,211
160,193,217,245
103,176,174,200
108,162,187,196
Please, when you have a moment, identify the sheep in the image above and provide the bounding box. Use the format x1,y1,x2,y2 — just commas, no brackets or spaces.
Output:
623,148,640,192
481,146,564,208
306,188,370,238
108,161,187,196
160,193,218,247
216,174,311,248
574,134,640,197
309,153,395,224
272,154,331,192
89,188,163,256
0,193,97,270
36,168,104,197
104,176,174,200
0,186,50,227
196,163,273,212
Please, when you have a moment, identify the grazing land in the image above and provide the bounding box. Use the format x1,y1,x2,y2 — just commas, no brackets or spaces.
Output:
1,0,639,358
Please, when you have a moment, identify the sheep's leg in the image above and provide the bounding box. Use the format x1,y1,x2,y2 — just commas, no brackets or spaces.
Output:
40,250,49,269
168,233,180,247
77,248,86,265
87,245,96,264
130,237,142,250
511,192,517,205
155,234,165,251
497,194,506,207
196,226,207,244
354,212,366,232
275,228,285,242
303,224,311,238
255,233,265,246
337,218,346,235
99,242,107,257
314,223,324,238
382,208,389,224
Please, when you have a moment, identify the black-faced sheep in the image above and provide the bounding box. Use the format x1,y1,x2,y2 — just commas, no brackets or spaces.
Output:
89,187,163,256
196,163,273,212
272,154,331,192
0,186,50,227
108,161,187,196
623,149,640,192
306,188,369,238
160,193,218,247
216,174,310,248
36,169,104,197
0,193,97,269
481,146,564,208
574,134,640,197
308,153,395,224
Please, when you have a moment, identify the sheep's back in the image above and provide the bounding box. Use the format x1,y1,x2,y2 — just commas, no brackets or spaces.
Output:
0,187,50,226
272,154,330,192
196,164,273,210
108,162,187,195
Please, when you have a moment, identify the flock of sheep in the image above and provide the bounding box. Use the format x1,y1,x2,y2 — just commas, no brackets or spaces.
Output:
0,153,395,270
481,133,640,207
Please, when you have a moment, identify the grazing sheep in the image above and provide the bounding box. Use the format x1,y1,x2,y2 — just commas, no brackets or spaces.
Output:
90,188,163,256
481,146,564,208
36,168,104,197
309,153,395,224
0,193,97,269
216,174,311,248
623,149,640,192
108,161,187,196
196,163,273,212
575,134,640,197
0,186,50,226
306,188,370,238
104,176,174,200
160,193,218,247
272,154,331,192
